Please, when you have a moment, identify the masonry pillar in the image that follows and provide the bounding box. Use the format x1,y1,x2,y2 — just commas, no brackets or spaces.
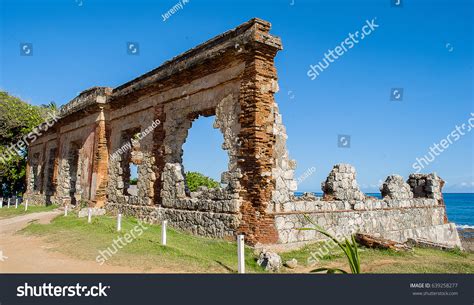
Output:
237,19,282,245
152,104,166,206
91,107,109,207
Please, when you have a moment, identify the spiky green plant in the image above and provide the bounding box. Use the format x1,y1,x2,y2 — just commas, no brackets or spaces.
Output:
300,215,361,274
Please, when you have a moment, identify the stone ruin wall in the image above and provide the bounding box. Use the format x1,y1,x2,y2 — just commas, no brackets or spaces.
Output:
105,64,246,238
24,18,461,248
275,165,461,248
25,105,104,207
25,19,296,245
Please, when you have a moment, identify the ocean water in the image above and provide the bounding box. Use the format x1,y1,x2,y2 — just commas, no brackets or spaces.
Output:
294,192,474,228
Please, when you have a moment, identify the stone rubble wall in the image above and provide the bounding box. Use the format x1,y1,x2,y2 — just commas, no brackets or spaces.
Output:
321,164,365,201
105,67,244,238
380,174,413,199
270,103,297,212
274,164,461,248
106,203,239,238
407,173,444,201
275,206,460,248
55,118,97,205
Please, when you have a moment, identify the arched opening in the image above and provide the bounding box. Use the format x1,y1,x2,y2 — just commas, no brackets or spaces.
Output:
182,115,228,192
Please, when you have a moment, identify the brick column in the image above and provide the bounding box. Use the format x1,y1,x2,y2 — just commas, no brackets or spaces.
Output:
91,107,109,207
51,130,61,202
237,20,282,245
153,104,166,206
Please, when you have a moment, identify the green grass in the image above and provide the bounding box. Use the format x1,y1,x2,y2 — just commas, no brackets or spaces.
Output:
0,204,57,219
17,212,474,274
280,241,474,273
21,214,263,273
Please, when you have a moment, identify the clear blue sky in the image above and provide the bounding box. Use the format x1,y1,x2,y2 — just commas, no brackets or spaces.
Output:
1,0,473,192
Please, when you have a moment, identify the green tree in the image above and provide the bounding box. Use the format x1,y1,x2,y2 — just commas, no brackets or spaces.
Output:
0,91,53,197
185,171,220,192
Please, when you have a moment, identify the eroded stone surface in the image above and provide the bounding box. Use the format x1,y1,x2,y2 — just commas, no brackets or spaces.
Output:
380,175,413,199
321,164,365,201
407,173,444,201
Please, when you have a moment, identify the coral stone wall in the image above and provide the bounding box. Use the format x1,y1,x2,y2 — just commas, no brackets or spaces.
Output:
274,164,462,248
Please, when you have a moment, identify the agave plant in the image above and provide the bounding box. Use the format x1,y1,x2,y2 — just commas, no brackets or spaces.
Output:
300,215,361,274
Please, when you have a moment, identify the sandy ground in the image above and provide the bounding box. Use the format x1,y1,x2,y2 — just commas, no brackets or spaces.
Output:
0,210,167,273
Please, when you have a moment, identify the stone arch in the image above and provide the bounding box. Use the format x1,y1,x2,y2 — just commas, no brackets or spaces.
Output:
160,92,242,206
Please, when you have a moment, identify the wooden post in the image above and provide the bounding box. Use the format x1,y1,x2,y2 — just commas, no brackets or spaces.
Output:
15,198,18,209
117,213,122,232
237,235,245,274
25,199,28,211
161,220,167,246
64,204,68,216
87,208,92,223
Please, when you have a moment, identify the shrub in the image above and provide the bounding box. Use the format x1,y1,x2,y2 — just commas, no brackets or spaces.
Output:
185,172,220,192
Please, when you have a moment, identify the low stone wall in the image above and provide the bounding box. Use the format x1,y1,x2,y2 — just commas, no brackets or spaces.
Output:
273,164,462,248
106,202,239,239
274,199,450,244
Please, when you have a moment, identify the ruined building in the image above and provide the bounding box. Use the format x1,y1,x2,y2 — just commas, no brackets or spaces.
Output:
25,18,462,248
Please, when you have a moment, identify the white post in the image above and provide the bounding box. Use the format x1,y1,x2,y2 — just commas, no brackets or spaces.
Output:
7,198,11,208
15,198,18,209
25,199,28,211
64,204,68,216
87,208,92,224
237,234,245,274
161,220,168,246
117,213,122,232
0,198,3,209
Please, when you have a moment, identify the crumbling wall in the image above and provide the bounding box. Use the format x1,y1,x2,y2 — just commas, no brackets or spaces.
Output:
55,116,96,206
274,164,462,248
25,88,112,207
407,173,444,201
380,175,413,199
106,68,244,238
321,164,365,201
271,103,297,212
104,19,289,243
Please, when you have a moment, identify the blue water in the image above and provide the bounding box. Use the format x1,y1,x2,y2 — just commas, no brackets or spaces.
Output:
295,192,474,228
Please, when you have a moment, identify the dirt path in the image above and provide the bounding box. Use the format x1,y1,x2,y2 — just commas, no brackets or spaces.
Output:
0,210,168,273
